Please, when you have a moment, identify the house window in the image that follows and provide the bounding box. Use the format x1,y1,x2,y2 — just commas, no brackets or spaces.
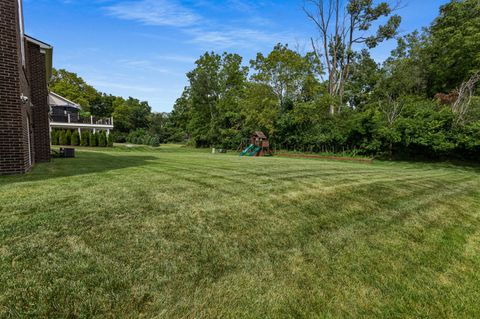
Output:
17,0,25,66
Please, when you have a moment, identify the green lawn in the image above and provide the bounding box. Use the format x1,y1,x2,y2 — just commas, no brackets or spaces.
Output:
1,145,480,318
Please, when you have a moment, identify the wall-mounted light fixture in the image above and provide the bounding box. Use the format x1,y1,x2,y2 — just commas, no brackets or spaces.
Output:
20,94,29,104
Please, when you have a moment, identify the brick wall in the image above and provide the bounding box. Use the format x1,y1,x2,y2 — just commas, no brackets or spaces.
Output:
21,37,33,170
0,0,31,175
28,41,51,163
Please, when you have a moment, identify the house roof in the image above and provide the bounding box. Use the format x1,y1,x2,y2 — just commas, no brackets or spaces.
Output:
49,92,81,109
25,34,53,81
253,131,267,139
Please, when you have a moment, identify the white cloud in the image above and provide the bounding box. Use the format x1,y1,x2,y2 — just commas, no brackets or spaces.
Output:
187,27,295,49
103,0,296,50
90,80,159,93
106,0,200,27
156,55,196,64
104,0,302,54
116,58,185,76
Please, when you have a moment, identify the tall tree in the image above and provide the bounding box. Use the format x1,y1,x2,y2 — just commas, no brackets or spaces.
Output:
452,71,480,126
90,93,116,117
426,0,480,95
376,32,429,102
170,88,192,138
49,69,100,112
304,0,401,114
186,52,248,147
250,44,321,110
344,49,380,109
216,53,249,146
111,97,152,133
187,52,222,146
242,83,279,137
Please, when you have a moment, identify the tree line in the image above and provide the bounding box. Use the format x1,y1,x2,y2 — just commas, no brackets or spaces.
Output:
50,0,480,160
170,0,480,159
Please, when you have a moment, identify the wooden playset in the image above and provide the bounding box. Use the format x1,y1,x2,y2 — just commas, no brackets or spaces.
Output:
239,131,272,156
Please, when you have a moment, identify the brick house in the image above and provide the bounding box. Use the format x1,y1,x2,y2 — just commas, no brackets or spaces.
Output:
0,0,53,175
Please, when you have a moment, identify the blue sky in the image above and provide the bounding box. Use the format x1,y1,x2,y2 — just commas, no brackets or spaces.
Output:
24,0,449,112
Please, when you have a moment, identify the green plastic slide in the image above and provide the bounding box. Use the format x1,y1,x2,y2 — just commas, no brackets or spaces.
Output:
240,144,254,156
249,146,261,156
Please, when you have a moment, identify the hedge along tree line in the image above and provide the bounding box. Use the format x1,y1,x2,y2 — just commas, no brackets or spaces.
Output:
51,130,113,147
124,129,161,147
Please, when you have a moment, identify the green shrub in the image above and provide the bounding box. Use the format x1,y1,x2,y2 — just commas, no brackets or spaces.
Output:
89,132,97,147
149,136,160,147
142,136,151,145
98,131,107,147
107,133,114,147
81,131,89,146
126,129,147,144
126,129,160,147
167,131,187,143
59,130,67,145
111,131,127,143
65,130,72,146
95,132,99,146
56,130,61,145
71,131,80,146
51,131,58,145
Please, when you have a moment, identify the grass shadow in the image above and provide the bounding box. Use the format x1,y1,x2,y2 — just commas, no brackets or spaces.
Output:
0,151,158,185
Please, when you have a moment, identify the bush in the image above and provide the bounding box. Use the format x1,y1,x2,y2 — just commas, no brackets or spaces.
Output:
167,131,187,143
107,133,114,147
51,131,59,145
65,130,72,145
59,130,67,145
89,132,97,147
111,131,127,143
126,129,161,147
142,135,152,145
81,130,89,146
98,131,107,147
71,131,80,146
126,129,147,144
149,136,160,147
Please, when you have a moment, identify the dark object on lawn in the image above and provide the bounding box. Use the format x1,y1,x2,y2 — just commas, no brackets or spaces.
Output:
211,148,227,154
52,148,75,158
